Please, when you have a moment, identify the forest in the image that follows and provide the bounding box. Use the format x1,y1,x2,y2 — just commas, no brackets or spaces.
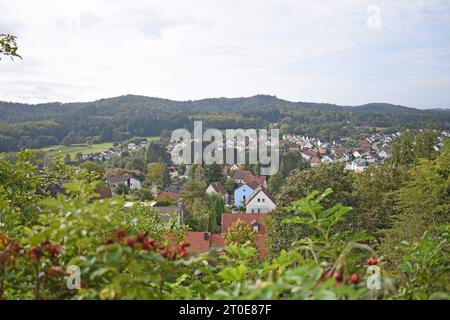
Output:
1,94,450,152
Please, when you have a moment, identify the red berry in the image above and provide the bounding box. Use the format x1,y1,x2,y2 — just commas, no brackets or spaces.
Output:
116,229,126,240
48,244,60,255
349,273,361,284
126,237,136,247
367,257,378,265
29,246,42,262
142,240,150,250
160,248,169,257
147,238,155,245
333,271,344,283
178,241,187,250
105,238,114,245
136,233,145,243
179,251,187,258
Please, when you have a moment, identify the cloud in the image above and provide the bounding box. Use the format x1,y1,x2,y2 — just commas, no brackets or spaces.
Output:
0,0,449,108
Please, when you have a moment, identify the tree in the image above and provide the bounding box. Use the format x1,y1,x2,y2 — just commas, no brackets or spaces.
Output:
224,219,258,246
115,182,129,195
0,34,21,60
351,164,403,236
80,161,105,175
146,162,169,191
224,178,238,194
190,199,210,231
146,142,168,163
268,173,284,196
208,194,225,227
380,142,450,267
64,153,71,165
270,163,355,254
204,163,224,184
75,152,83,164
178,162,186,176
391,129,438,167
181,179,207,214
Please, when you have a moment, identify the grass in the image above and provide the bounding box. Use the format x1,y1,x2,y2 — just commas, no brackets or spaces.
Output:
0,136,160,159
38,136,159,158
38,142,116,158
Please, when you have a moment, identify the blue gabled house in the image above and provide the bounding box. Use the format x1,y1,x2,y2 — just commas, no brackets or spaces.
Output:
234,183,255,207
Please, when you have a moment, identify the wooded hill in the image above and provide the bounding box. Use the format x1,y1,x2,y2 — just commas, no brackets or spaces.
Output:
0,94,449,152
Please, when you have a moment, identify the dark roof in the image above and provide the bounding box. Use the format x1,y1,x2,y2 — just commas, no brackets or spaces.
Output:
106,174,131,184
209,182,228,195
153,206,180,221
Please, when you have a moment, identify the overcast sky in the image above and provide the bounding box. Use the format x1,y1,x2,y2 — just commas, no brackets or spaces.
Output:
1,0,449,108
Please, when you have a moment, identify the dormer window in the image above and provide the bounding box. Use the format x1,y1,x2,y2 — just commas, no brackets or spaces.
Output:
252,223,259,232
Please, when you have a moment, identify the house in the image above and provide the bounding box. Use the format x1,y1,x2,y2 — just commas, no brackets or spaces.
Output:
168,165,178,178
127,143,137,150
222,213,269,257
344,160,368,173
353,150,362,158
378,150,390,159
309,156,321,167
243,174,267,189
206,182,229,204
106,174,141,191
321,155,333,163
94,185,113,199
182,232,225,254
234,170,253,183
245,185,276,214
234,183,255,207
153,205,184,224
223,164,241,178
156,191,182,202
301,150,316,161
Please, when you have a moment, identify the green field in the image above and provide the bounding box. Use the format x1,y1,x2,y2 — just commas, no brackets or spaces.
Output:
40,136,159,158
0,136,160,159
38,142,116,158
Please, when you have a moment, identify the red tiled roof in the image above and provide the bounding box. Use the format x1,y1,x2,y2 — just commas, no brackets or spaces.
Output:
333,147,350,155
221,213,270,257
210,234,225,247
157,191,182,202
184,232,212,253
309,156,321,164
243,175,266,188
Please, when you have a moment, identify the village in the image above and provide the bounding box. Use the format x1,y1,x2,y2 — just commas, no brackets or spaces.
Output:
41,129,447,258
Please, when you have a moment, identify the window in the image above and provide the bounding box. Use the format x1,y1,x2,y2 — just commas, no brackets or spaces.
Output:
253,224,259,232
262,198,265,202
257,198,260,202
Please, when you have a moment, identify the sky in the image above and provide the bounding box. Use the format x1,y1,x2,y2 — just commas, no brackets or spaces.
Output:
0,0,449,109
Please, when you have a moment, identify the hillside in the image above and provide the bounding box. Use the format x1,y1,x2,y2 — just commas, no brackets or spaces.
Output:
0,94,449,152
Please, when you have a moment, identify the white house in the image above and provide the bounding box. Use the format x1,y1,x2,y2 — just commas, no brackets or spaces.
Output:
106,174,141,192
245,185,276,214
206,182,229,205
